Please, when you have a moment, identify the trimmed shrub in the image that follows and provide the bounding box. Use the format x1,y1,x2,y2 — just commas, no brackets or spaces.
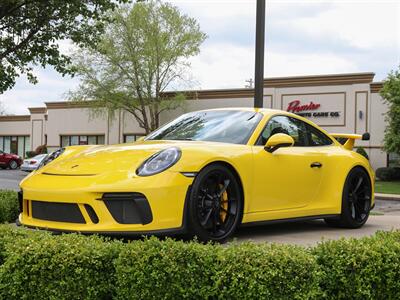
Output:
313,231,400,299
115,238,220,299
214,242,321,299
0,231,123,300
355,147,369,160
114,238,321,299
0,190,19,223
0,226,32,265
376,167,400,181
0,225,399,299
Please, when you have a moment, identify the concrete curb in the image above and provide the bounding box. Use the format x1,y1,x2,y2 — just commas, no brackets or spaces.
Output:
375,193,400,201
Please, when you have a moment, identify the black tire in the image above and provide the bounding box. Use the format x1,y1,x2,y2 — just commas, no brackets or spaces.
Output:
8,160,18,170
325,167,372,228
187,164,243,243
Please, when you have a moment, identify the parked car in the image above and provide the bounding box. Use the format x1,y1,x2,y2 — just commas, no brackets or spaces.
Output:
19,108,374,242
0,150,23,170
21,154,48,172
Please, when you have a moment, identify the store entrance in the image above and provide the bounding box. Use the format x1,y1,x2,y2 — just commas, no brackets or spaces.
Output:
10,137,18,155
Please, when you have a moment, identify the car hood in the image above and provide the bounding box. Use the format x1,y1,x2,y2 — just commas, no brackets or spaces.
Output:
39,141,177,175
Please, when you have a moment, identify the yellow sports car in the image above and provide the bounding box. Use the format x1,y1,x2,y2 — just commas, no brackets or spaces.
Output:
19,108,374,242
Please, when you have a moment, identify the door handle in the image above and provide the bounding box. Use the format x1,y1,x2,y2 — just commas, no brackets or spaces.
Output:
310,162,322,168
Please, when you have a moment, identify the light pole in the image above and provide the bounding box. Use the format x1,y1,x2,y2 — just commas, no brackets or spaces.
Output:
254,0,265,108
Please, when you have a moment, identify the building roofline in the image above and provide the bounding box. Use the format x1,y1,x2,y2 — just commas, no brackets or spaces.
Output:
0,115,30,122
263,72,375,87
162,72,376,99
28,107,47,114
45,101,95,109
370,82,384,93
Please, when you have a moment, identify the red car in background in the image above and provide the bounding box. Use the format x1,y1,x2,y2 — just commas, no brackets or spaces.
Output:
0,150,22,169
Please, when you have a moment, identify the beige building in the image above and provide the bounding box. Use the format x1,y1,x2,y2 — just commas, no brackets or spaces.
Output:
0,72,396,170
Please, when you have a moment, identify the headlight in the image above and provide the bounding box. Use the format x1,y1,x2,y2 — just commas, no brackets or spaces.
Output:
136,147,181,176
37,148,65,170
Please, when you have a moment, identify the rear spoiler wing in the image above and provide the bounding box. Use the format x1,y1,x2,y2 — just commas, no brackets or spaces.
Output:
331,132,370,150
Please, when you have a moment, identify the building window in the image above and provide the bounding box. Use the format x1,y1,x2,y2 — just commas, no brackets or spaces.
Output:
388,152,400,167
0,136,30,157
60,135,105,147
123,134,145,143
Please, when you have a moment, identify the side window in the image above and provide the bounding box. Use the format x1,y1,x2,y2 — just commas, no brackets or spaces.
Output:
257,116,308,146
306,124,333,146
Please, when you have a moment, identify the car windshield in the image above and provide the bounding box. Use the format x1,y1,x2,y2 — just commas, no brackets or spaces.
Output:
146,110,262,144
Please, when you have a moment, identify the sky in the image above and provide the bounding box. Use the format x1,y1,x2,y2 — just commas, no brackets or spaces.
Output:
1,0,399,114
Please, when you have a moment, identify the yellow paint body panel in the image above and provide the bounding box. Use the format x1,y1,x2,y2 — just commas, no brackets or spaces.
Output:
20,108,375,233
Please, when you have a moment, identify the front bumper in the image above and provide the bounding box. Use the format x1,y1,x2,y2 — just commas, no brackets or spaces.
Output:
19,171,193,234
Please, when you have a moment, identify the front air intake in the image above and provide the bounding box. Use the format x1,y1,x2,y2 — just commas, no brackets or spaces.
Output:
31,200,86,223
102,193,153,225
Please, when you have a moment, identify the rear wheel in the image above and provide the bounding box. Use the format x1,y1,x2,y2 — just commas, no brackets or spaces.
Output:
325,167,372,228
8,160,18,170
187,164,243,242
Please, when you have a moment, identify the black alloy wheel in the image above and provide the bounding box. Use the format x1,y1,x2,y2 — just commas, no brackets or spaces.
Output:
188,164,243,242
325,167,372,228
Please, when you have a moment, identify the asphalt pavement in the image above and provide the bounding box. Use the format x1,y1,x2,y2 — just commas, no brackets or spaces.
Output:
1,169,399,245
0,169,27,191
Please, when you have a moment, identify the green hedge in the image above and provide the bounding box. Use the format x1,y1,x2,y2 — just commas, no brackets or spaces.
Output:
313,231,400,299
376,167,400,181
0,190,19,223
0,230,122,300
0,225,399,299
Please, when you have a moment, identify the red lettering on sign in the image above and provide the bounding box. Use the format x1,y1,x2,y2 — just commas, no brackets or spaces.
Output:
286,100,321,113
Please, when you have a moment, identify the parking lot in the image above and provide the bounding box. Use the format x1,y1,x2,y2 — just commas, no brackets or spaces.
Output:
0,169,27,191
1,169,399,245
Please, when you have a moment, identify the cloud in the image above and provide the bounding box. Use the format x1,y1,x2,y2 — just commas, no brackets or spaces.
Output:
1,0,399,114
0,68,78,114
188,42,359,89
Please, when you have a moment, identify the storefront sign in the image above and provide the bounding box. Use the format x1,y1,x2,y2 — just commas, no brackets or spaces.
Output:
286,100,340,118
282,93,346,126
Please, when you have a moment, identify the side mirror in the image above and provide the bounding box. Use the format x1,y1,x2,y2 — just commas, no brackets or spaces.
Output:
264,133,295,153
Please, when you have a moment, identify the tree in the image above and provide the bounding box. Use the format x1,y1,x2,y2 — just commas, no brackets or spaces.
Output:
69,0,207,133
0,0,127,93
381,66,400,156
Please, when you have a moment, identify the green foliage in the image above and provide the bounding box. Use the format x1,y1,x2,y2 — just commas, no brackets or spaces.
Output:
0,231,123,300
376,167,400,181
214,242,321,299
69,0,207,133
0,191,19,224
0,225,398,299
381,66,400,156
355,147,369,160
114,238,219,299
313,231,400,299
0,0,128,93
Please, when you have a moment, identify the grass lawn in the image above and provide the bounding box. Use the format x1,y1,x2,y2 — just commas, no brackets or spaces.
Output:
375,180,400,194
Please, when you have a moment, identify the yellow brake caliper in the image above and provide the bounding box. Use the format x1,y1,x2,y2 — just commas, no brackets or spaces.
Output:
219,184,229,222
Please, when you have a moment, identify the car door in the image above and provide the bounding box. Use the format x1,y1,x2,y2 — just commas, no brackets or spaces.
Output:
249,115,329,213
0,151,6,167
